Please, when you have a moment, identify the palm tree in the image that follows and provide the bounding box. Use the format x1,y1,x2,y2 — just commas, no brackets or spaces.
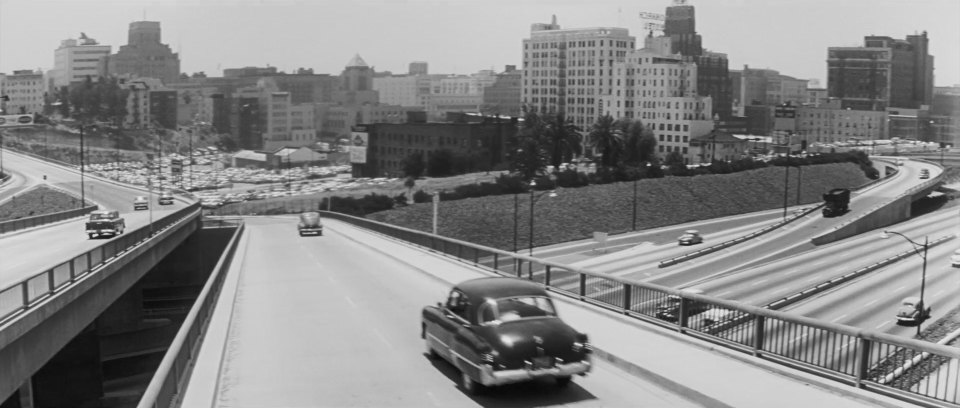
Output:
588,114,624,168
544,112,582,172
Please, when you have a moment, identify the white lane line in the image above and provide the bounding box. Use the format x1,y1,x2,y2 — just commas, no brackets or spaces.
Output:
830,314,848,323
783,269,800,275
373,328,392,349
894,286,906,293
811,260,827,267
716,290,732,297
876,321,890,329
750,279,767,286
933,290,945,298
864,299,878,307
805,275,822,283
344,295,357,308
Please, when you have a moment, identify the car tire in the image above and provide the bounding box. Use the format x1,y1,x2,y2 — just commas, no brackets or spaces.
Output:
424,339,438,360
556,376,572,387
461,371,483,395
88,233,94,239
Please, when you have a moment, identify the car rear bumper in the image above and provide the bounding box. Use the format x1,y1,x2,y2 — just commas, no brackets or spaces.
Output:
299,228,323,234
477,359,591,386
87,229,117,234
134,205,148,210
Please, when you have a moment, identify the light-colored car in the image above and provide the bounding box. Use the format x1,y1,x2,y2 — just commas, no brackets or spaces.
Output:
133,196,149,211
158,192,174,205
896,297,931,324
677,230,703,246
919,169,930,179
952,250,960,268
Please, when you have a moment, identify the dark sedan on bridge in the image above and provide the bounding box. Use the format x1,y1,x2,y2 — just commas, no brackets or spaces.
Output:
422,277,592,394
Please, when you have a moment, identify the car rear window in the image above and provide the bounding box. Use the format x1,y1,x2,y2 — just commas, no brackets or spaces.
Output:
479,296,557,325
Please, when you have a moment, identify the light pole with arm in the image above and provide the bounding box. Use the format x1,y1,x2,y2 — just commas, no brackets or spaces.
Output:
881,230,928,336
527,179,557,258
79,125,86,207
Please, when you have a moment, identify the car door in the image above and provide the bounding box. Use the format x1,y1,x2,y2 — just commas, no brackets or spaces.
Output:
430,290,470,361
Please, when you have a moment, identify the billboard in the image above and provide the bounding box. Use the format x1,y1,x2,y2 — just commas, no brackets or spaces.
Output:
0,114,35,128
349,131,369,164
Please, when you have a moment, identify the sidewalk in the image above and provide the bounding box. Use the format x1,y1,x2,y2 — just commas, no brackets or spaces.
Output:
330,219,915,408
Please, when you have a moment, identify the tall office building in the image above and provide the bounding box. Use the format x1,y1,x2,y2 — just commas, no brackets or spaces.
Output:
827,32,935,111
409,61,429,75
661,1,732,120
106,21,180,84
602,36,714,163
1,70,45,115
50,34,111,89
521,15,636,129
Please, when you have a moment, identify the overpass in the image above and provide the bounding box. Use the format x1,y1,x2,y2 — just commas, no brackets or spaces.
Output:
0,203,201,406
134,214,955,408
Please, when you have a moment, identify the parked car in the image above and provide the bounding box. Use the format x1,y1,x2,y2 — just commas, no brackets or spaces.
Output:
677,230,703,246
297,211,323,236
896,296,931,324
422,277,591,394
85,210,125,239
951,249,960,268
133,196,149,211
158,192,174,205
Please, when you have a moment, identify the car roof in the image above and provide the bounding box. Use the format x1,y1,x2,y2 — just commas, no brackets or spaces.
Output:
902,296,921,304
91,210,113,215
684,230,699,234
454,277,548,300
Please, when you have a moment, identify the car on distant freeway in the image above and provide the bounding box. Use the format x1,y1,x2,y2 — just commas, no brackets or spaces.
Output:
896,296,931,324
133,196,149,211
677,230,703,246
951,249,960,268
158,192,174,205
422,277,592,394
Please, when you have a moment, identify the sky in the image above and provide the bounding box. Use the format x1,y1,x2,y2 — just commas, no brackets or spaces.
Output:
1,0,958,87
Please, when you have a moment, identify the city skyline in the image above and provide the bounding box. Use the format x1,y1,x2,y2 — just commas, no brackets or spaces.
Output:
1,0,958,87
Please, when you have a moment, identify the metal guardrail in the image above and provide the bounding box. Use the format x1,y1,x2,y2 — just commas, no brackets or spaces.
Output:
767,234,957,310
658,204,820,267
137,221,244,408
0,203,201,326
322,210,960,407
0,205,98,235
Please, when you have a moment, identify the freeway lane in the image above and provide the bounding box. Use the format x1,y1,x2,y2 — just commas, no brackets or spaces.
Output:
695,208,959,306
182,217,697,407
0,151,189,289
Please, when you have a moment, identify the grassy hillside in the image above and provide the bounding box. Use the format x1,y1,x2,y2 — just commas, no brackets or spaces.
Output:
366,163,871,250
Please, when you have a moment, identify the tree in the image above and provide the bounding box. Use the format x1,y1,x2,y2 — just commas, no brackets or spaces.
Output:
620,119,658,165
664,151,688,176
510,109,551,180
588,114,623,168
544,112,582,172
402,151,425,178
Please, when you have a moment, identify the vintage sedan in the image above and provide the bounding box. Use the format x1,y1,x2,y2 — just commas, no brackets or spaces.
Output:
677,229,703,246
422,277,591,394
896,296,931,324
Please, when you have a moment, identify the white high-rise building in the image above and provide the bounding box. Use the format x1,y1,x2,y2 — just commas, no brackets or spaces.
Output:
601,37,714,163
2,70,46,115
50,35,111,89
521,15,636,129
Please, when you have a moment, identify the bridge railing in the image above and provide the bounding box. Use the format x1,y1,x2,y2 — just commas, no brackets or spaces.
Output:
0,203,201,326
321,211,960,408
0,205,98,235
137,219,245,408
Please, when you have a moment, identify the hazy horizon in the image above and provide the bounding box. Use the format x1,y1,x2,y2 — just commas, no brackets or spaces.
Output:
1,0,958,87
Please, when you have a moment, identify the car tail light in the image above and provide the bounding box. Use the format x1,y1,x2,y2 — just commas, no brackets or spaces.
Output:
480,352,495,365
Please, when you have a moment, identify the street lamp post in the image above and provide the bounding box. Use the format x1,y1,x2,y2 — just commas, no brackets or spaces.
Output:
632,176,638,231
782,148,789,220
880,230,928,336
527,179,557,258
79,125,86,207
